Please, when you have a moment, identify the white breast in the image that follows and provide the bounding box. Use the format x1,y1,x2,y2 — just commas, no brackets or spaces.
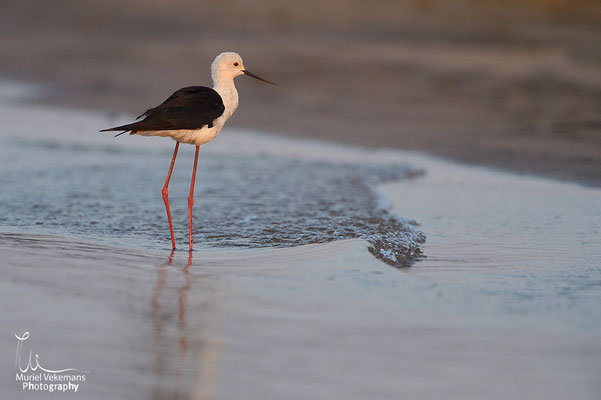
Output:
213,80,239,120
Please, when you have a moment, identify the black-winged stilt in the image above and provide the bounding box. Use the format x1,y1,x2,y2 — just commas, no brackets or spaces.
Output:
101,52,276,250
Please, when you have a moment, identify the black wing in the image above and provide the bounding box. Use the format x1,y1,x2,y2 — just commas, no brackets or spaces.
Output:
101,86,225,133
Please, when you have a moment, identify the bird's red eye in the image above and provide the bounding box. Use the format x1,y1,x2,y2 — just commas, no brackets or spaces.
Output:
233,62,239,66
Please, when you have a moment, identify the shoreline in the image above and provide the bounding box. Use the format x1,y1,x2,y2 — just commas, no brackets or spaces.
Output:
8,68,601,189
3,74,599,190
1,0,600,187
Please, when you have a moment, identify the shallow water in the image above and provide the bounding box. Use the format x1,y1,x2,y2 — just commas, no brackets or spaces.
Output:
0,102,423,267
1,83,601,400
2,232,600,400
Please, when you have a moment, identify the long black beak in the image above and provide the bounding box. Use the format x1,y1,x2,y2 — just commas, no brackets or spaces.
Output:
243,69,277,85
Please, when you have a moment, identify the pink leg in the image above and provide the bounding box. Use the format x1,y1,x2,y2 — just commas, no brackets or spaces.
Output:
188,145,200,250
162,142,179,250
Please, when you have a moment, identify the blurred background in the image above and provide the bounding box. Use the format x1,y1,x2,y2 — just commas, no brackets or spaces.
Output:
1,0,600,184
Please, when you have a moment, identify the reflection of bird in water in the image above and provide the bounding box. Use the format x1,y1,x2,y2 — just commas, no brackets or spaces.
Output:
177,253,192,387
151,256,168,377
101,52,276,251
150,251,193,399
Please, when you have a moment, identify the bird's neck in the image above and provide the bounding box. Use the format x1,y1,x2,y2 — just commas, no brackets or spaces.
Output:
213,77,239,120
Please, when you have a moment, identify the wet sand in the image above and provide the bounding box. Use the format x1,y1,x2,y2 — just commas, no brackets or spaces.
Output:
1,0,600,185
381,152,601,331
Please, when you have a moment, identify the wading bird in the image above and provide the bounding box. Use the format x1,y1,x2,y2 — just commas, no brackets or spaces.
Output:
101,52,276,250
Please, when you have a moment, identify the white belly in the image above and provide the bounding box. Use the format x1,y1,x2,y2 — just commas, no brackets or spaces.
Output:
134,125,222,146
134,111,230,146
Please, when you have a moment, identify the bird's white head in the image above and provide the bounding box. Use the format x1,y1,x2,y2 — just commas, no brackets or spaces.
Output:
211,52,276,86
211,52,245,81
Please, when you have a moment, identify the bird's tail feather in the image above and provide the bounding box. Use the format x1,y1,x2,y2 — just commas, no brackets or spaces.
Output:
100,121,143,135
